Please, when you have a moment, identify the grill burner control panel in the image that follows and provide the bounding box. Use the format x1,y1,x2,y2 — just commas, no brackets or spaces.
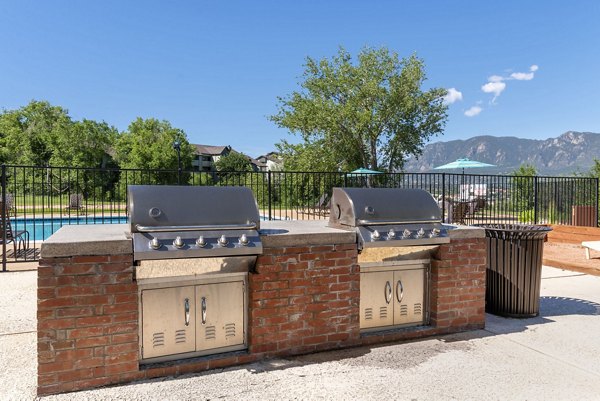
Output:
133,230,262,261
357,224,450,248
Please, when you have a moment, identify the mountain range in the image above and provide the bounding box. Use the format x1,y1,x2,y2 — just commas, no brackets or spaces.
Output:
404,131,600,175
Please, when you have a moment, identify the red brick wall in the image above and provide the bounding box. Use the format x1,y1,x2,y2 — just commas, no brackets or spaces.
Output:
430,237,487,331
37,254,138,396
249,244,361,356
37,236,486,395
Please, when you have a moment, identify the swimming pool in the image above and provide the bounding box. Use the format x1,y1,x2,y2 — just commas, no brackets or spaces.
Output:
12,216,128,241
12,215,274,241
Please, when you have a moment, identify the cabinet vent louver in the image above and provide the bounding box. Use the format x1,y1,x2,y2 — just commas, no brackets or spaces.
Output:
205,326,216,341
174,329,186,344
152,332,165,348
379,306,388,319
365,308,373,320
414,303,422,315
399,305,408,316
224,323,236,338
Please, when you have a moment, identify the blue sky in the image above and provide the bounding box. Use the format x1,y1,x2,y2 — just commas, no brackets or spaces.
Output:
1,1,599,157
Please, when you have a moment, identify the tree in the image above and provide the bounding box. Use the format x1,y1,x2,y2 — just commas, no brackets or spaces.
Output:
115,118,195,185
275,139,339,172
270,47,448,172
214,151,253,172
511,164,538,222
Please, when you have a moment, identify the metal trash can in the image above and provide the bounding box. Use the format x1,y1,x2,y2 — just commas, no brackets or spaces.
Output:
476,224,552,318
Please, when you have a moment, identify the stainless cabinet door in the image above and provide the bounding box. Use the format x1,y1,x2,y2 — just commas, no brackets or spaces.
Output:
141,286,196,359
195,281,245,352
360,271,395,329
393,268,425,326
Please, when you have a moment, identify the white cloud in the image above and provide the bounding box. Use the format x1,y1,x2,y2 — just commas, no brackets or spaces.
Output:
481,81,506,98
510,71,534,80
464,106,482,117
488,75,504,83
530,64,539,72
443,88,463,104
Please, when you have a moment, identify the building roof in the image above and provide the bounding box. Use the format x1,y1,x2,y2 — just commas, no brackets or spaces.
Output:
193,144,230,156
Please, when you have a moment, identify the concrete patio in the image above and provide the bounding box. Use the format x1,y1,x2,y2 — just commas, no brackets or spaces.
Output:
1,265,599,400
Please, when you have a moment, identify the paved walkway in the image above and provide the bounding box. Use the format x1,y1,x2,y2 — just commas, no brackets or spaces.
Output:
1,266,600,401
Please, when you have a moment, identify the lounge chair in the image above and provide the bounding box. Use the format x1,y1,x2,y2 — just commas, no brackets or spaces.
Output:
0,202,29,260
301,193,331,217
581,241,600,259
64,193,86,215
448,200,471,225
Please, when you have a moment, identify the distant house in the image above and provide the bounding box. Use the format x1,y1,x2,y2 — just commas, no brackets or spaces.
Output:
256,152,283,172
192,144,231,172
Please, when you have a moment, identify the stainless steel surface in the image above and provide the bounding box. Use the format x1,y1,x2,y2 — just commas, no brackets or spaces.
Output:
128,185,260,233
128,185,263,261
359,260,429,332
140,285,196,359
138,273,247,364
328,188,449,249
135,223,258,232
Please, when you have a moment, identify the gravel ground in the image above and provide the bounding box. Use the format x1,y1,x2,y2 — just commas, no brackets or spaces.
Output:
2,267,600,401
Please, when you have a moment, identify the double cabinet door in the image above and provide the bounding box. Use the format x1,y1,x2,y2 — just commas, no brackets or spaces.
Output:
141,280,245,360
360,264,426,330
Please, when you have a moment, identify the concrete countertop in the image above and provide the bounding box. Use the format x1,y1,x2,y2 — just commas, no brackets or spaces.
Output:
260,220,356,248
40,221,485,258
40,224,132,258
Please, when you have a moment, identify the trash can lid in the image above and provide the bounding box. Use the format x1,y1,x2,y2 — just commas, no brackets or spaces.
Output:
474,224,552,239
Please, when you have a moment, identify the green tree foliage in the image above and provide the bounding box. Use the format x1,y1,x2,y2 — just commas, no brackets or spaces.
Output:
276,139,339,172
214,151,253,172
511,164,538,222
271,47,448,172
115,118,195,185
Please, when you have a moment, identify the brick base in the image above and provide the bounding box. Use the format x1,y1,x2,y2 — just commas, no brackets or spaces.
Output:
38,236,486,395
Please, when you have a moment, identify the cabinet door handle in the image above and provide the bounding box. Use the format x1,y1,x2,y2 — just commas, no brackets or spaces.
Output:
201,297,207,325
385,281,392,304
184,298,190,326
396,280,404,303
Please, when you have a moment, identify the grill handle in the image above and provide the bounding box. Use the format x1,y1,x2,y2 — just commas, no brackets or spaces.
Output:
184,298,190,326
385,281,392,304
357,219,441,226
201,297,207,325
396,280,404,303
135,223,258,233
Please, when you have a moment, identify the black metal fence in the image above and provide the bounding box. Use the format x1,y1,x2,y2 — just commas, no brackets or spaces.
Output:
1,164,598,270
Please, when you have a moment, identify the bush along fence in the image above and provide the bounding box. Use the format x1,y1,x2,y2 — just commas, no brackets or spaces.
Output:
1,164,598,269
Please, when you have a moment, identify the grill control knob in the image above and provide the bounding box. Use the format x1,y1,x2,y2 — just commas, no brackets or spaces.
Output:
196,236,207,248
173,236,184,248
371,230,381,240
239,234,249,246
218,235,229,247
430,228,441,238
388,229,396,239
402,229,412,239
149,237,161,250
417,228,425,238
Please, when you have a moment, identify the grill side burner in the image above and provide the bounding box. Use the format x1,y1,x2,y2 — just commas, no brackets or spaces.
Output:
128,185,263,363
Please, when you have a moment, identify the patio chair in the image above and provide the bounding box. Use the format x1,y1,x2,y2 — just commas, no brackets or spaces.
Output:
449,200,471,225
300,193,331,217
0,202,29,260
64,193,86,215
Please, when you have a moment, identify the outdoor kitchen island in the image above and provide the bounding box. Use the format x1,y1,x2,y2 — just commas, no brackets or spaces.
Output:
37,220,486,396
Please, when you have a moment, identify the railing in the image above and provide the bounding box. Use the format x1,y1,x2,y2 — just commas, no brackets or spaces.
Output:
1,164,598,270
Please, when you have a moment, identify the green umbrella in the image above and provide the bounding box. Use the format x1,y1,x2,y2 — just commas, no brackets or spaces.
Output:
349,168,383,175
434,158,495,174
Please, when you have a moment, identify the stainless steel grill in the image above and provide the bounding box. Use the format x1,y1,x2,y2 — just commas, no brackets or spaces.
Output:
128,185,262,363
329,187,448,332
128,185,263,261
328,187,450,249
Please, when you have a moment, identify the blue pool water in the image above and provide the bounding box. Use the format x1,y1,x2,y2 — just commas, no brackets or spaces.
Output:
12,216,128,241
12,215,273,241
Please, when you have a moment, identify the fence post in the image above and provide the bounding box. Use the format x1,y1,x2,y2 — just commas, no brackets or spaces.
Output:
1,164,6,272
344,173,348,187
594,178,600,227
441,173,446,223
267,171,272,221
533,176,539,225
